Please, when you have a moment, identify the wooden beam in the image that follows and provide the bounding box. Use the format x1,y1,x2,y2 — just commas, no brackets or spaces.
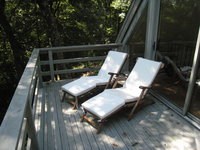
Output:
39,56,106,65
116,0,142,43
122,0,148,44
26,101,39,150
183,27,200,115
38,43,122,52
48,50,55,81
145,0,161,59
40,67,100,76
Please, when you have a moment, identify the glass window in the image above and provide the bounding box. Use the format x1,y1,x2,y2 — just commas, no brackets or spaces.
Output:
127,6,147,70
153,0,200,109
189,60,200,118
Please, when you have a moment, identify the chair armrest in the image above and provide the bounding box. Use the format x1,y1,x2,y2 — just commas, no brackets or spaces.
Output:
108,72,119,76
138,86,152,100
108,72,128,78
115,76,127,81
105,72,129,89
105,72,118,89
139,86,152,89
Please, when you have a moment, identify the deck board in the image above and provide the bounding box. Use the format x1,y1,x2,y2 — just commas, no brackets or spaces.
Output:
34,88,44,150
35,80,200,150
53,83,69,150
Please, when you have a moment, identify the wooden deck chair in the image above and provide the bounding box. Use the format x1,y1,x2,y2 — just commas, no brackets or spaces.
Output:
61,51,128,109
80,57,162,133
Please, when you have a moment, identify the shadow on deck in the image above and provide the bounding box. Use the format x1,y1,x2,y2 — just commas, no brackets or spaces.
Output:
34,80,200,150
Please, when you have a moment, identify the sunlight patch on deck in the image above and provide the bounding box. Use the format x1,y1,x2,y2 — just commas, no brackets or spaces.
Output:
33,81,200,150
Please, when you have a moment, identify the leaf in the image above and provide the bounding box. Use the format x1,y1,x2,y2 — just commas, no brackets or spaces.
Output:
132,142,139,147
112,143,119,147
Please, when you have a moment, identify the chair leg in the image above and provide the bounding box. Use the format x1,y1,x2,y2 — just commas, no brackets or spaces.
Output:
72,96,78,109
128,99,141,121
61,92,66,102
80,111,104,134
80,111,87,122
97,122,104,134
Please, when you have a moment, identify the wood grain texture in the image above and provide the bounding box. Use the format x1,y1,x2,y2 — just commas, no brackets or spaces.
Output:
33,80,200,150
0,49,40,150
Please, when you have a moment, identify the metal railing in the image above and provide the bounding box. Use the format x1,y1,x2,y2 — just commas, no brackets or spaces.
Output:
157,41,195,67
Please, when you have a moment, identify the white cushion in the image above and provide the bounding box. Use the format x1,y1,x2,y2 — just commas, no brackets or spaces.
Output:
124,57,162,90
61,77,96,96
81,91,125,119
82,58,162,119
80,76,108,86
104,88,140,103
61,76,109,96
100,58,162,103
98,51,127,81
61,51,127,97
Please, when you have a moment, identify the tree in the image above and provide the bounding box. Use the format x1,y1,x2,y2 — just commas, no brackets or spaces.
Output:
35,0,64,46
0,0,26,79
0,0,131,124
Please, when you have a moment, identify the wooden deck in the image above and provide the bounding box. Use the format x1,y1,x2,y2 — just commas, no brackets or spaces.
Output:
34,80,200,150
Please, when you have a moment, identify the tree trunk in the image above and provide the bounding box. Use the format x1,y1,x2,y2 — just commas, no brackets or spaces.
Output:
36,0,62,46
36,0,65,80
0,0,26,79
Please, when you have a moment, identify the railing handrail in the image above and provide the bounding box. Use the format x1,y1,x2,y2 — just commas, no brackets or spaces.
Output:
38,43,123,52
0,43,126,149
38,43,124,82
0,49,40,150
129,41,196,46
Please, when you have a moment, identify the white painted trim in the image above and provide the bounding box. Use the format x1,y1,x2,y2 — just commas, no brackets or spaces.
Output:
0,49,40,150
145,0,161,59
183,27,200,115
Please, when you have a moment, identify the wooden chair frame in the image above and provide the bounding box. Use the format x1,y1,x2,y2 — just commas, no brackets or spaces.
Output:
80,59,164,133
61,54,129,109
61,76,114,109
80,83,151,133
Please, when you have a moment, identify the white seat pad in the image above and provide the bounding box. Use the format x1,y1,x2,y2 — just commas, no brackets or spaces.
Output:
81,91,125,119
81,76,108,86
61,51,127,97
61,76,109,96
124,57,162,89
82,57,162,120
61,77,97,96
105,88,140,103
98,51,127,81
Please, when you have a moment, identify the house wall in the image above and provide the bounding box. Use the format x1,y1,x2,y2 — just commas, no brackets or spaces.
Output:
117,0,200,124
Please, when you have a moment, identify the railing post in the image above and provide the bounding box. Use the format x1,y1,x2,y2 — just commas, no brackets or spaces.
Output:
17,118,28,150
37,53,43,87
26,100,40,150
121,44,130,72
48,50,55,81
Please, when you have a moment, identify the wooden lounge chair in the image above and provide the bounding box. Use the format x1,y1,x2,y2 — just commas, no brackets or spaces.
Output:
61,51,128,109
80,57,162,133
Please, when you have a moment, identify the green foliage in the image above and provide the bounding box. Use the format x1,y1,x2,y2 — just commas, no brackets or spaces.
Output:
111,0,131,21
160,0,200,42
0,0,131,123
